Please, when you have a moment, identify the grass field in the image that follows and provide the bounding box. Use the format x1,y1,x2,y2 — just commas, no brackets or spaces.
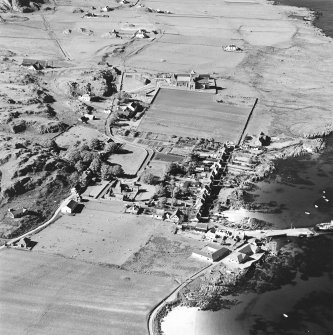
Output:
32,200,162,265
138,89,252,142
108,143,147,176
0,248,176,335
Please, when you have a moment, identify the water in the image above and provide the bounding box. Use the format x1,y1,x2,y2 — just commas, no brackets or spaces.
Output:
277,0,333,37
162,139,333,335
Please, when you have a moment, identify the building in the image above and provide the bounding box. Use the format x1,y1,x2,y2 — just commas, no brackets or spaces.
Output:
135,29,149,39
79,94,91,102
61,200,80,214
194,222,208,233
172,72,196,90
223,44,242,52
194,74,211,89
125,204,141,215
15,237,34,249
192,244,230,262
153,209,166,220
8,208,28,219
84,113,95,120
166,209,183,224
21,59,49,69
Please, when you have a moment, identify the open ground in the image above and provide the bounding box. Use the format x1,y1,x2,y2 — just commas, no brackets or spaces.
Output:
0,248,176,335
138,89,253,142
33,200,163,265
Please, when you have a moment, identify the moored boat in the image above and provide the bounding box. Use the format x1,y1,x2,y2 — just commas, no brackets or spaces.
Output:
315,220,333,232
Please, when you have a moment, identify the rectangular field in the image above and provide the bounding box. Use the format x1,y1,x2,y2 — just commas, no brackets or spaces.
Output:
0,249,175,335
32,201,158,266
138,89,252,142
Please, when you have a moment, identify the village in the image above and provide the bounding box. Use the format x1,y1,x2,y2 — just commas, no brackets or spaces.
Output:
4,62,292,272
1,0,332,334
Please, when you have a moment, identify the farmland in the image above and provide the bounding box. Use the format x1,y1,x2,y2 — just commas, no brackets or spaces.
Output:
138,89,252,142
32,200,164,266
0,248,176,335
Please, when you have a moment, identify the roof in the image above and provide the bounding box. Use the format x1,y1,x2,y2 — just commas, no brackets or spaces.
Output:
21,59,48,67
66,200,79,210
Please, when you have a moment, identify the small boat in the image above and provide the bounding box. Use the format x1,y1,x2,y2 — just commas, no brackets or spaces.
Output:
315,220,333,232
323,190,326,194
325,199,330,202
305,212,310,215
283,314,288,318
314,205,318,208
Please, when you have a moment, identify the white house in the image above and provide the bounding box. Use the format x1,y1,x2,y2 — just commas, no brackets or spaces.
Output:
61,200,79,214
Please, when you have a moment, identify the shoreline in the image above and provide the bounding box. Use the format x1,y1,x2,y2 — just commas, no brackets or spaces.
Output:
156,0,333,331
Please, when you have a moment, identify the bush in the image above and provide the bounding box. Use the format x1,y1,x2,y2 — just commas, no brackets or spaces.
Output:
141,172,155,185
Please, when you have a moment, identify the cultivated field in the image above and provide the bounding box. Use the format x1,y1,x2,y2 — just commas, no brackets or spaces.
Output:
32,200,164,265
0,248,176,335
138,89,252,142
108,143,147,176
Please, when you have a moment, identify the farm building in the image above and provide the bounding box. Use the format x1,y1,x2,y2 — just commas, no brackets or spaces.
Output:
192,244,230,262
15,237,35,249
61,200,80,214
21,59,49,69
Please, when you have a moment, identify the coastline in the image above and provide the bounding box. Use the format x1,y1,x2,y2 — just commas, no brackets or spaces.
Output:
157,0,333,332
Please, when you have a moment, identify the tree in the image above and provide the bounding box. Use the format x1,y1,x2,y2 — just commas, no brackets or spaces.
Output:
66,149,81,163
166,162,185,176
75,161,86,173
101,164,113,180
141,172,155,185
81,150,95,164
110,165,124,177
104,142,119,154
89,138,103,151
89,157,102,174
173,187,182,199
155,185,168,198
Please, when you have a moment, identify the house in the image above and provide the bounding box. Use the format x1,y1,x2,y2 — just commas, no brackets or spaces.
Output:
84,113,95,120
101,5,112,12
118,102,140,119
223,44,242,52
125,203,141,215
192,244,230,262
135,29,149,39
61,199,80,214
194,74,211,89
153,209,166,220
8,208,28,219
79,94,91,102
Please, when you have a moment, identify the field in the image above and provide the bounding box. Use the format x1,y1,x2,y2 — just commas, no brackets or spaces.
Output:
138,89,252,142
55,125,109,147
32,200,165,265
0,248,176,335
108,143,147,176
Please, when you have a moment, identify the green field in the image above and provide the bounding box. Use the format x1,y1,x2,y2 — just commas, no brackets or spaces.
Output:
0,249,176,335
138,89,252,142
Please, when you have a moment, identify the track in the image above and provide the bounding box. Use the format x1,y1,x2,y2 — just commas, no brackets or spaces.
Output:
40,13,71,61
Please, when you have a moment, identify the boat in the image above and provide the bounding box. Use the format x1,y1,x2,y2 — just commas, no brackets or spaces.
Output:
315,220,333,232
283,313,288,318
